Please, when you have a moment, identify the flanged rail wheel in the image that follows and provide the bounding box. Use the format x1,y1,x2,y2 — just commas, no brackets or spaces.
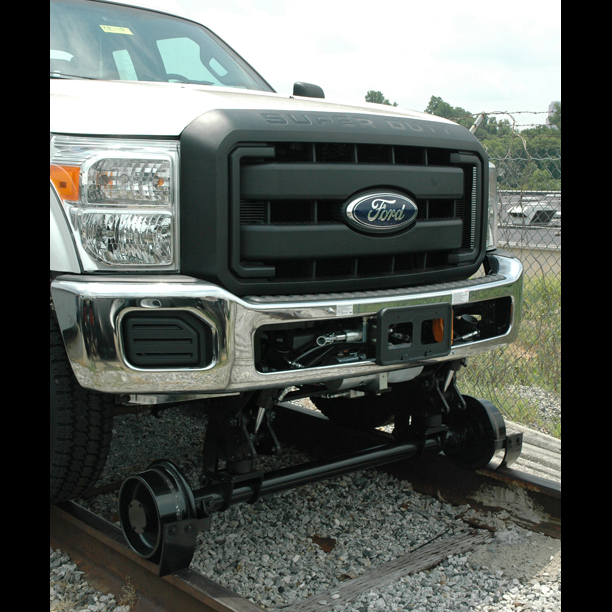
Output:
443,395,506,470
118,459,197,561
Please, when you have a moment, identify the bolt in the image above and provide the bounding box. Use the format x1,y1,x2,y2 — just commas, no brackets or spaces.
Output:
185,524,194,533
168,526,177,536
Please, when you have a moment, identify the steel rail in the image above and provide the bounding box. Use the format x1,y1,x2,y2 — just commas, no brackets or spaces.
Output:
272,403,560,539
49,502,264,612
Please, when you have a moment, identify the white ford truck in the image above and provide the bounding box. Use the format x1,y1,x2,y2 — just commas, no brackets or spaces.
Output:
51,0,524,575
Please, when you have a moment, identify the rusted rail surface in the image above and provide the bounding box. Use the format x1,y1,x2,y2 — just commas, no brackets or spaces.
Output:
50,501,264,612
50,402,560,612
273,404,560,539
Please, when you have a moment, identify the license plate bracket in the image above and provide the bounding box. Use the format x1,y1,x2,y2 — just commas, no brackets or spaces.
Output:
375,303,452,366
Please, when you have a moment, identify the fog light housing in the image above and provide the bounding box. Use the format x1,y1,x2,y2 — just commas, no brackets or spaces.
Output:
122,310,215,369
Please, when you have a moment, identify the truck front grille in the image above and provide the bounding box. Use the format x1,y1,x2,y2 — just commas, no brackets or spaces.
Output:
229,142,481,286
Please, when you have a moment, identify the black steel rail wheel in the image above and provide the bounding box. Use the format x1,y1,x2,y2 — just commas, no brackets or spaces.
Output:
50,311,114,503
443,395,505,470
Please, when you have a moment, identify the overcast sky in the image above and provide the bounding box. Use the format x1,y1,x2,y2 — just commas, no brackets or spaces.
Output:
106,0,561,128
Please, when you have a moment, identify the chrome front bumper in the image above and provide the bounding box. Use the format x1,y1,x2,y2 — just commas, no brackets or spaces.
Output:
51,251,523,396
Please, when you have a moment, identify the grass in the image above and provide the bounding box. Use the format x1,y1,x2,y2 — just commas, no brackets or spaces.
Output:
458,272,561,438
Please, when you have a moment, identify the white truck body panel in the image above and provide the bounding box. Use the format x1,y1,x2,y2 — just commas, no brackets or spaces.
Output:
50,79,453,137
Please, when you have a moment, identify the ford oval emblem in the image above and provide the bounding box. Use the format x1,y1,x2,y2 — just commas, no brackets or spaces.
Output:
344,191,418,233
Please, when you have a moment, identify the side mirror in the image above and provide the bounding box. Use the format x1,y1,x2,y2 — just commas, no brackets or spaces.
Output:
293,82,325,99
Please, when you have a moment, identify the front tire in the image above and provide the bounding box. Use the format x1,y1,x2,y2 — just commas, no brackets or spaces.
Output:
50,312,114,503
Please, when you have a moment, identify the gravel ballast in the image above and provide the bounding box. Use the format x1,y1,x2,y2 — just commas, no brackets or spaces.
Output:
51,403,561,611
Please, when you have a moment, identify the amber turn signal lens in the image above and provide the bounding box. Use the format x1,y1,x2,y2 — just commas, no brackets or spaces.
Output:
432,318,445,343
50,165,80,201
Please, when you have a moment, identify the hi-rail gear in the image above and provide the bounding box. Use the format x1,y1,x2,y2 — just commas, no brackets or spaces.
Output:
118,366,523,576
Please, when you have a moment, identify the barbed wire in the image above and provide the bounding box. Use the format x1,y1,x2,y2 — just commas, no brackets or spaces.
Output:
463,110,559,162
478,110,551,115
423,106,561,190
445,109,558,130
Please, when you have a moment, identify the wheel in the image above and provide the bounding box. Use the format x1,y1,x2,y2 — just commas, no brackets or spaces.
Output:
313,390,399,430
118,460,196,561
50,311,114,503
443,396,505,470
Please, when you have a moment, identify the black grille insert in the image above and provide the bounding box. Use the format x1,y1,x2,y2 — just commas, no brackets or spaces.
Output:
229,142,481,285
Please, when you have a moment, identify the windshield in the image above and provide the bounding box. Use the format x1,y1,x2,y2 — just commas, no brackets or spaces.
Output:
50,0,273,91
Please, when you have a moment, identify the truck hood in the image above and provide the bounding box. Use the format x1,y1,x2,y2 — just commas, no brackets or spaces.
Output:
50,79,455,137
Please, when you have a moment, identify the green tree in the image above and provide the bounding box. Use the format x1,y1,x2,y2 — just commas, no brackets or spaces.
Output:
365,90,398,106
424,95,472,129
547,102,561,131
479,116,513,138
424,95,561,190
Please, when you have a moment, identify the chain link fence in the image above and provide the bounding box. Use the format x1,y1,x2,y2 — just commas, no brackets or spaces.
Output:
459,141,561,438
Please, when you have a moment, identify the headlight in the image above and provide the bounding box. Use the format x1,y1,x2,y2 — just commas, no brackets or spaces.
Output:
83,155,173,205
486,161,498,251
50,136,179,271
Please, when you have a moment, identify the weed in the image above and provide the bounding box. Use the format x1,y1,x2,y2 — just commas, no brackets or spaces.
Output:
458,272,560,438
118,577,139,610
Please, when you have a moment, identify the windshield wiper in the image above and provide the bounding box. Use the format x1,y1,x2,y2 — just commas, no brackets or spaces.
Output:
50,72,98,80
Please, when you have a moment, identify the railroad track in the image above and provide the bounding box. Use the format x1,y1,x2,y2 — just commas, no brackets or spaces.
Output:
50,402,560,612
